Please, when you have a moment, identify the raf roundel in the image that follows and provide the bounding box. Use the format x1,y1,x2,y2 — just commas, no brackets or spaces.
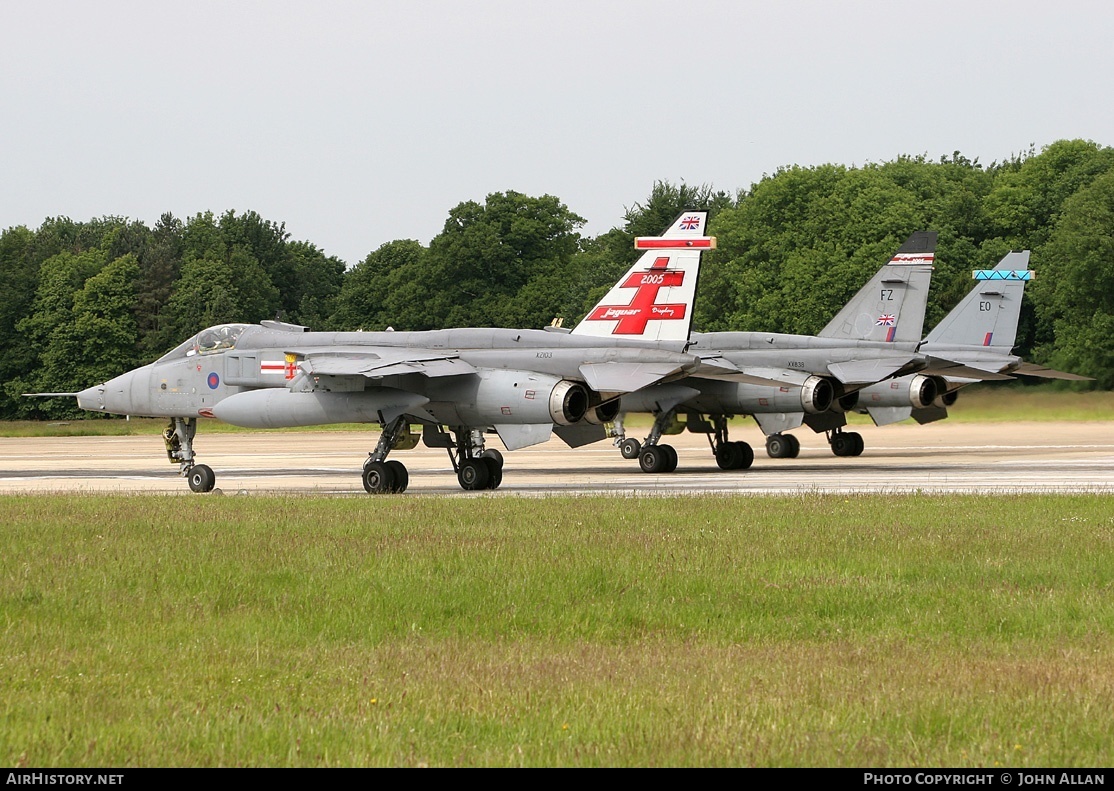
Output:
207,372,220,389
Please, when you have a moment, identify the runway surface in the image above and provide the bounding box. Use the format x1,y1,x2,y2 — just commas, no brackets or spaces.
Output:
2,420,1113,496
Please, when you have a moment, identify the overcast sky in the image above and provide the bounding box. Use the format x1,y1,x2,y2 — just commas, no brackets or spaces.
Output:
2,1,1111,266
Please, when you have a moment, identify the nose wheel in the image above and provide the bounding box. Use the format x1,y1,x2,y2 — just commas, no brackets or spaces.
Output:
187,464,216,493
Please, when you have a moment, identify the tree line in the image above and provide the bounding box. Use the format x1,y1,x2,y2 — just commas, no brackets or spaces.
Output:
2,138,1112,419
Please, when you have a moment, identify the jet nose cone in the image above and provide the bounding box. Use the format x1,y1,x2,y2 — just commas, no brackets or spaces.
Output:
76,384,106,412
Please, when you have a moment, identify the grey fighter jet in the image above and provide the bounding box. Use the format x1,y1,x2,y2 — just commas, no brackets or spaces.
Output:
855,249,1091,427
607,232,943,472
38,212,716,493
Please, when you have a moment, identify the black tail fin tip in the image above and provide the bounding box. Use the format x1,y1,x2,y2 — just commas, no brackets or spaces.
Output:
896,231,938,255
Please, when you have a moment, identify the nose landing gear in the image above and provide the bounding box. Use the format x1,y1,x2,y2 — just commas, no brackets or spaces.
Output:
165,417,217,493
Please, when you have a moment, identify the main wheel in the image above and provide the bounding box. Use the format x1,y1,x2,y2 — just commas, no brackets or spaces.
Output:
733,441,754,470
766,434,791,459
363,460,396,493
480,448,504,466
187,464,216,493
831,434,854,457
458,459,490,490
716,442,741,470
660,444,678,472
482,456,503,489
785,434,801,458
385,459,409,493
848,432,865,457
638,445,667,473
619,438,641,459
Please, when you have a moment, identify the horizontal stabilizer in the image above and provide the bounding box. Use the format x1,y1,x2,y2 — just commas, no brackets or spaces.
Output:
1011,362,1093,381
866,406,913,426
578,361,684,394
494,423,553,451
922,355,1016,381
826,357,918,384
554,424,608,448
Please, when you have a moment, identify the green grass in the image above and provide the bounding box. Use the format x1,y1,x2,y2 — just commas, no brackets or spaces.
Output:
2,494,1112,767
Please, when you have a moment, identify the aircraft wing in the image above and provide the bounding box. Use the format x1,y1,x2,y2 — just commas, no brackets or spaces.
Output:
688,357,816,388
1010,361,1093,381
577,361,689,394
299,349,478,379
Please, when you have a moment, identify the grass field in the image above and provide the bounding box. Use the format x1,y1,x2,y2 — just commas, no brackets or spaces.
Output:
2,494,1112,767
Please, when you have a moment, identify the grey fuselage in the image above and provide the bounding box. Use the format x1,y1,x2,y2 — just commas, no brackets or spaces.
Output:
77,324,699,431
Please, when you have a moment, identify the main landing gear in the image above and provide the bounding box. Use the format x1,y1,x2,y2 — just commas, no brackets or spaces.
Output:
362,416,414,493
449,428,504,491
361,422,505,494
616,411,753,473
165,417,216,493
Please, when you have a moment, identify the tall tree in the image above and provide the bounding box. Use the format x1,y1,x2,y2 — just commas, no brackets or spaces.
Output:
1028,169,1114,387
424,192,585,328
40,254,141,413
4,250,105,417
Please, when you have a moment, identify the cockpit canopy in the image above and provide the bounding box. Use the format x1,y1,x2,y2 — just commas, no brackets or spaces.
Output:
157,323,252,362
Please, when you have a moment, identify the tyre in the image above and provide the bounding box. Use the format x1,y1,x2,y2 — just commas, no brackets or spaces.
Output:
619,438,641,460
638,446,666,473
187,464,216,493
363,461,395,493
849,432,865,457
660,444,678,472
733,441,754,470
716,443,740,470
766,434,788,459
483,457,503,489
385,459,409,493
480,448,504,467
458,459,490,490
785,434,801,458
831,434,852,457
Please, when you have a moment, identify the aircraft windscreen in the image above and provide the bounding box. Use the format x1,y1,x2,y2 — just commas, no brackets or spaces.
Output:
156,324,251,362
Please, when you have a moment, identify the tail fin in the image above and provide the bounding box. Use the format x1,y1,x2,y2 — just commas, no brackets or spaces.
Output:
819,231,937,343
571,211,714,350
923,250,1030,349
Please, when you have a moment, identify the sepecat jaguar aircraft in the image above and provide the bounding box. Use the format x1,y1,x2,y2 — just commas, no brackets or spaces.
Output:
599,231,946,471
40,212,716,493
853,248,1091,429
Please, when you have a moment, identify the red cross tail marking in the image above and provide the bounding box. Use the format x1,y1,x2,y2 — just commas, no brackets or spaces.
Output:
585,256,687,335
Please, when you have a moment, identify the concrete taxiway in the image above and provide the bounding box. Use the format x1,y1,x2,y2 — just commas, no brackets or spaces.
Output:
1,420,1112,496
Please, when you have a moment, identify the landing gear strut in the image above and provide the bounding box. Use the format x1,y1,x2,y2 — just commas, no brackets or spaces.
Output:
362,416,413,493
164,417,215,493
421,426,504,491
707,414,753,471
633,410,679,473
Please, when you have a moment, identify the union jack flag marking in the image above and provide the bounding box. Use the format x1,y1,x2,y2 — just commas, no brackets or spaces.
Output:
679,216,701,230
876,314,896,327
